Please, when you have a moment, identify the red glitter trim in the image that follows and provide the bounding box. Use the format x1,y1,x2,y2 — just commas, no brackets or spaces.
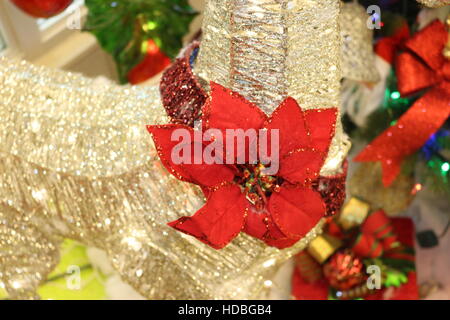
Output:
160,42,207,127
313,161,348,217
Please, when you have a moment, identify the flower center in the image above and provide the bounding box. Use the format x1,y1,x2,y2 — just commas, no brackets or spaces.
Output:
234,163,283,211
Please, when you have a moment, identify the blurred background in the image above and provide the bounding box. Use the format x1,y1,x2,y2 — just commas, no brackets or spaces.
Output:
0,0,205,83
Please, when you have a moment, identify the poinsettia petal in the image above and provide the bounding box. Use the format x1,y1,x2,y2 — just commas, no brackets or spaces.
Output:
404,20,447,71
264,97,310,158
269,185,326,239
263,217,301,249
243,209,270,240
168,184,248,249
278,148,325,184
243,208,301,249
203,82,267,163
147,124,234,187
203,82,267,131
304,108,337,154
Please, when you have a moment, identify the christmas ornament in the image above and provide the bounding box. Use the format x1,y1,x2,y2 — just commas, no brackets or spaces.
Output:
417,0,450,7
355,20,450,186
127,39,171,85
148,83,338,249
307,234,342,264
160,43,207,126
339,197,370,230
340,1,380,83
323,250,366,291
10,0,73,18
0,0,350,300
293,207,417,300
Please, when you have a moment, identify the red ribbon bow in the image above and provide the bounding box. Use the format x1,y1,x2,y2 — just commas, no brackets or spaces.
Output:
328,210,399,259
375,22,410,64
356,20,450,186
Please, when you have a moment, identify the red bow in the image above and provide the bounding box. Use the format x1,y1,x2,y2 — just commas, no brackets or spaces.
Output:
356,20,450,186
147,83,338,249
327,210,399,258
351,210,399,258
375,22,410,64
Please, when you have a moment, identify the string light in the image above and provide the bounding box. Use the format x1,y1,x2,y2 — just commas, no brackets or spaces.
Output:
390,91,401,100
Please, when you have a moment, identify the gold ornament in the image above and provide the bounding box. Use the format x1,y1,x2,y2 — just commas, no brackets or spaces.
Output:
339,197,371,230
340,1,380,84
307,234,342,264
0,0,352,300
417,0,450,7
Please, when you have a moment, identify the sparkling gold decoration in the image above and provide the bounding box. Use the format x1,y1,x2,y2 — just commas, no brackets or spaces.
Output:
349,163,415,216
0,57,326,300
0,0,355,300
195,0,350,177
307,234,342,264
339,197,371,230
417,0,450,7
341,1,380,84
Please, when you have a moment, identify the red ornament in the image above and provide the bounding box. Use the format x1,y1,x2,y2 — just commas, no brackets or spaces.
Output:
11,0,73,18
147,83,338,249
323,250,366,291
127,39,171,85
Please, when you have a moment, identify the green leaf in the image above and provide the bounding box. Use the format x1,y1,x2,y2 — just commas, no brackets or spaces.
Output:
384,269,408,288
84,0,197,83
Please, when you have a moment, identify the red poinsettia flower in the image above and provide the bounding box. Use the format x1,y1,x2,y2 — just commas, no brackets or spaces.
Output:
147,83,337,249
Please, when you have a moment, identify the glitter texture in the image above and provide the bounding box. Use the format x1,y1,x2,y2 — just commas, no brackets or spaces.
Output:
0,57,324,300
417,0,450,7
195,0,350,176
341,1,380,83
0,0,362,300
160,42,207,126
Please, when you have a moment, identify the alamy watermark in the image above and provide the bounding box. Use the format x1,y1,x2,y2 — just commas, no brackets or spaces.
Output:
170,121,280,175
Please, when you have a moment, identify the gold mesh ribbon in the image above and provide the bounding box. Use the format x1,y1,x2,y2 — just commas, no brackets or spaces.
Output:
0,0,383,299
417,0,450,7
0,58,324,299
341,1,380,83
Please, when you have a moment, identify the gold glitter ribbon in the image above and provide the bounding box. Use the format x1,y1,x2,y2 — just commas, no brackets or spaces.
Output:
0,57,324,300
417,0,450,7
341,1,380,84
